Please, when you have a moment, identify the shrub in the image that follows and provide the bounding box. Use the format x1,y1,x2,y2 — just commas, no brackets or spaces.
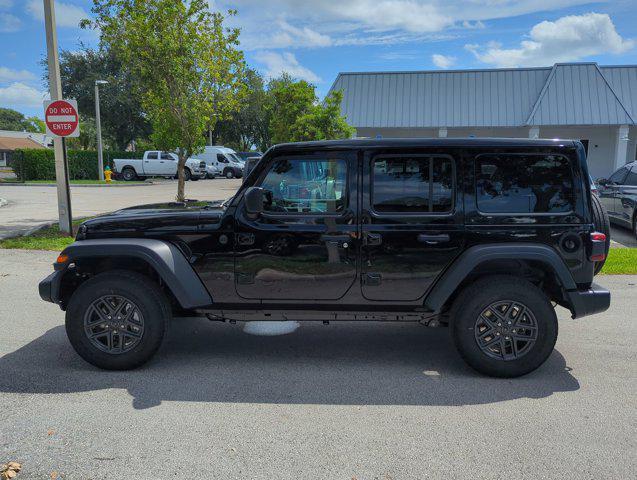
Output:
11,149,139,181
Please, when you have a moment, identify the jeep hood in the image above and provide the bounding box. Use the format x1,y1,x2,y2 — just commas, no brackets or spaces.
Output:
81,199,227,237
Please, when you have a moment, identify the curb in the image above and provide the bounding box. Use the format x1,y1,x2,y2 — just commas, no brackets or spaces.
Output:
0,182,153,188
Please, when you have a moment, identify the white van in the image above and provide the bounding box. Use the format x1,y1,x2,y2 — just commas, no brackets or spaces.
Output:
190,146,245,179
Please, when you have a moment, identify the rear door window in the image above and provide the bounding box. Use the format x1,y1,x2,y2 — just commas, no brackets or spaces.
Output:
476,154,574,214
372,156,454,213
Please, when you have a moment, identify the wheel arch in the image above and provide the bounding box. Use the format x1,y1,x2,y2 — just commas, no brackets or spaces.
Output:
53,239,212,310
424,244,578,317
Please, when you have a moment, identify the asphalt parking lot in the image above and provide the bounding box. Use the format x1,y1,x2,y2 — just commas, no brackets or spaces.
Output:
0,178,241,239
0,249,636,479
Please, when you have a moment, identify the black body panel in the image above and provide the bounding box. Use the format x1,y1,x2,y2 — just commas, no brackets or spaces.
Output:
39,138,609,320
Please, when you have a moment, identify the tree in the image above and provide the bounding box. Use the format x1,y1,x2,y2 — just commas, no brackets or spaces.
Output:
86,0,245,201
288,90,355,142
55,46,151,150
266,74,316,145
66,115,100,150
264,75,354,145
0,108,45,132
213,68,270,151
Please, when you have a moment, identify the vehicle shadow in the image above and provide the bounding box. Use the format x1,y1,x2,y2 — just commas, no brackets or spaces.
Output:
0,320,579,409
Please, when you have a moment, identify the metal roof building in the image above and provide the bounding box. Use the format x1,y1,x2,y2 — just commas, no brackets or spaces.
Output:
328,63,637,178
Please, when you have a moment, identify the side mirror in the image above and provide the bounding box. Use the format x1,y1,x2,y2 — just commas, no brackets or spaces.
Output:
244,187,264,215
597,178,609,186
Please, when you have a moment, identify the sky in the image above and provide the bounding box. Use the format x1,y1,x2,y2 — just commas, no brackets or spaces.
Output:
1,0,636,119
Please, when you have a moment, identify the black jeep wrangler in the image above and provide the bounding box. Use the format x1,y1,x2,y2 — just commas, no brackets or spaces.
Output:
39,138,611,377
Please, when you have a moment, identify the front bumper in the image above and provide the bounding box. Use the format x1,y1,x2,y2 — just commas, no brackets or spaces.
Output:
566,282,610,319
39,270,63,304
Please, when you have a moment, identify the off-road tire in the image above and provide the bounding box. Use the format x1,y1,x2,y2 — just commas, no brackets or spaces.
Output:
65,270,170,370
121,167,137,181
591,193,610,275
450,275,558,378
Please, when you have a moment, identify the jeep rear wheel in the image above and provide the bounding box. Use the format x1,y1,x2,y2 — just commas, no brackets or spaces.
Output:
65,270,170,370
450,275,558,378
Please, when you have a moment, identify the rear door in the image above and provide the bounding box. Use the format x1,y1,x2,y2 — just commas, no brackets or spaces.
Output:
158,152,177,175
361,150,464,301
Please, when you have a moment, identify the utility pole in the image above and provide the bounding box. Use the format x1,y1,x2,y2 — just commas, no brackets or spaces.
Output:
95,80,108,180
43,0,72,235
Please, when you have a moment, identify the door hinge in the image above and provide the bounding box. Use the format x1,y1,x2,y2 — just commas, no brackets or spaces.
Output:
363,273,382,286
236,233,255,246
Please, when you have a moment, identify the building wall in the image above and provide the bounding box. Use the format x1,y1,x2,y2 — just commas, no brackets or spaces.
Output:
355,125,631,179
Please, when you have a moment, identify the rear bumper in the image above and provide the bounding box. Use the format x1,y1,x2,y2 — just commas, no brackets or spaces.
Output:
38,270,63,304
566,282,610,319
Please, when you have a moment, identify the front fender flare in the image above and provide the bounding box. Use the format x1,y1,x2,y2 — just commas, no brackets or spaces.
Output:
55,238,212,309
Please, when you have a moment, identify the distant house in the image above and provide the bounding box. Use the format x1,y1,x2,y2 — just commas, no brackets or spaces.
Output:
328,62,637,179
0,130,51,167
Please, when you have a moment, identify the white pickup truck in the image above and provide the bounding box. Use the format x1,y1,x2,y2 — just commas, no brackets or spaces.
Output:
112,151,207,181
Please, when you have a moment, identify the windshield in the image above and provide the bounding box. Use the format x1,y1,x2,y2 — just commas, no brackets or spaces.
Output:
229,153,243,163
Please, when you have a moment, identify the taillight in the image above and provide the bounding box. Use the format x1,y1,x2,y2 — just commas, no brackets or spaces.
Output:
590,232,607,262
591,232,606,242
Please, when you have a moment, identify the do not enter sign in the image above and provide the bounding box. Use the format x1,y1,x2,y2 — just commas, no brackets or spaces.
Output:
44,99,80,138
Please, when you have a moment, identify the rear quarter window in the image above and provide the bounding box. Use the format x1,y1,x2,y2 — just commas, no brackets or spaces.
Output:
476,153,575,214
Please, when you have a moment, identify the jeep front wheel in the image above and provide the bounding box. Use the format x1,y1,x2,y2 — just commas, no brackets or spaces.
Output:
65,270,170,370
450,275,558,378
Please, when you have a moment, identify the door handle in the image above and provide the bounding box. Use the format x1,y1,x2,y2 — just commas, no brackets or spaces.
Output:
320,234,350,248
418,233,450,244
365,232,382,246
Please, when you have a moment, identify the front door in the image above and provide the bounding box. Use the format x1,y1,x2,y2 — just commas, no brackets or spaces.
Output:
361,151,464,301
617,166,637,226
598,166,628,218
234,151,358,300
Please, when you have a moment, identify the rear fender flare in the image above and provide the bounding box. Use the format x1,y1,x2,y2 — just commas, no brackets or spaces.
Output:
424,243,577,313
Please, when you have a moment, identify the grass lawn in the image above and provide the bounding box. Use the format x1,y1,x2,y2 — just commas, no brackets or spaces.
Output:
0,219,88,251
598,248,637,275
2,224,637,275
0,179,145,185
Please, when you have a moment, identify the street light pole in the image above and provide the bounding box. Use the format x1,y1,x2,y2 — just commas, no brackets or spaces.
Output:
95,80,108,181
43,0,72,235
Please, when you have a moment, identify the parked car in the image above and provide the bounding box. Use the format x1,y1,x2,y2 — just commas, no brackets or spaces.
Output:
236,151,263,162
597,160,637,239
40,138,610,377
190,146,244,179
113,151,206,181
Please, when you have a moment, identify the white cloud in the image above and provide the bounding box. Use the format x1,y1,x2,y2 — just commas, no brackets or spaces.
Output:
0,66,36,82
26,0,88,28
216,0,595,49
255,51,321,83
0,12,20,32
466,13,635,67
432,54,456,69
0,82,48,108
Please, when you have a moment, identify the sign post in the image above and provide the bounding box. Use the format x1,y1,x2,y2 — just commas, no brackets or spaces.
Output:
43,98,80,237
43,0,76,236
